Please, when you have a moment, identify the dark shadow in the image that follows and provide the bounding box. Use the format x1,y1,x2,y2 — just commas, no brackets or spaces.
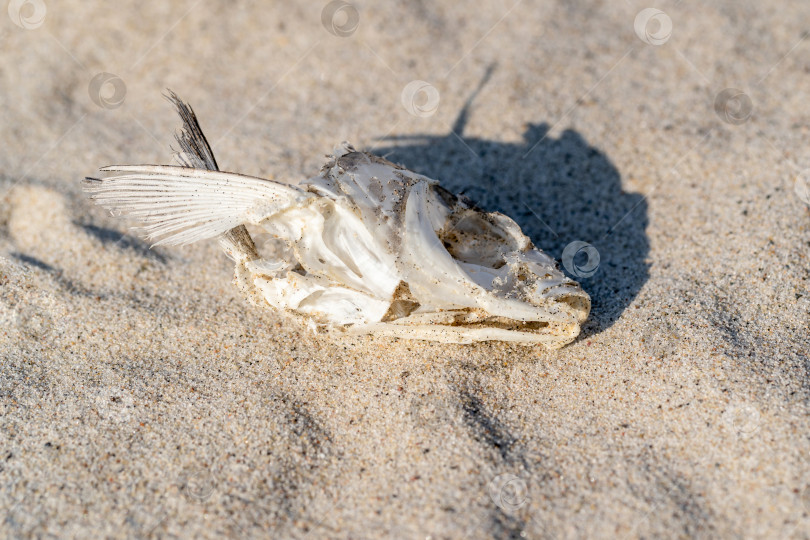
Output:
458,390,518,462
76,223,168,264
371,70,649,334
10,251,100,298
10,252,56,272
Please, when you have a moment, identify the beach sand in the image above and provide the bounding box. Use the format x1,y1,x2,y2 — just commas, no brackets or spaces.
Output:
1,1,809,538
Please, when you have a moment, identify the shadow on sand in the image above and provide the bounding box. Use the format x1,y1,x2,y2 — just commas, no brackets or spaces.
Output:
371,70,649,335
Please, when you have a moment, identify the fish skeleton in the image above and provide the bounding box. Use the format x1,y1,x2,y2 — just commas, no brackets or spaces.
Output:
84,92,590,348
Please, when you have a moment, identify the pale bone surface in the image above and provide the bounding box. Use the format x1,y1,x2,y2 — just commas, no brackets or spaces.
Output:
85,116,590,347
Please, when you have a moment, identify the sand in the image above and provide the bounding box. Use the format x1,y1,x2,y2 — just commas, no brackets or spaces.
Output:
1,1,809,538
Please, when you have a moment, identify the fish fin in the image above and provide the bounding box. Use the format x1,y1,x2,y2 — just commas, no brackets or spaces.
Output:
164,89,219,171
164,91,261,261
84,165,310,247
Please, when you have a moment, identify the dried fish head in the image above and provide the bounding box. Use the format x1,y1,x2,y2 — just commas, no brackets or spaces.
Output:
84,95,590,348
272,148,590,347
